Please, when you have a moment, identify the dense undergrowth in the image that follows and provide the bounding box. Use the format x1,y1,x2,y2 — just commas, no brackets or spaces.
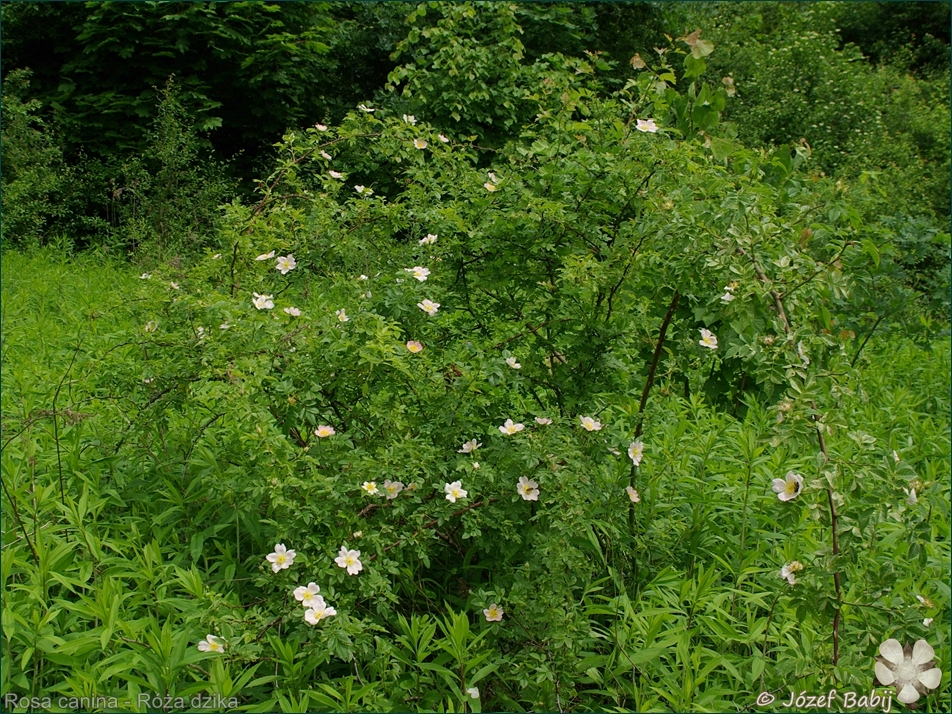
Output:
2,243,948,710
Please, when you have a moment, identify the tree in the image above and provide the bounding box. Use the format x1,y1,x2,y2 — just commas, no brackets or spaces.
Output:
2,1,338,182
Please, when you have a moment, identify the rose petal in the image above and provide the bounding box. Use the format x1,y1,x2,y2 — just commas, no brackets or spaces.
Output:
911,639,935,666
918,667,942,690
897,683,920,704
879,638,905,665
772,479,786,493
874,661,896,685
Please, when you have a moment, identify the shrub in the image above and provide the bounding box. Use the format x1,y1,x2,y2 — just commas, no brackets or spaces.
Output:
2,22,948,713
1,70,72,248
675,3,951,220
108,77,234,258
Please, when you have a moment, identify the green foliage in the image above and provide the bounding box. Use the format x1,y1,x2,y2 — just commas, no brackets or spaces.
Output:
319,3,413,120
829,1,951,76
108,77,234,258
1,1,337,180
2,6,950,711
5,0,947,268
3,35,949,711
556,2,670,89
387,2,539,142
1,70,72,248
3,245,948,709
676,2,951,221
1,75,236,257
384,2,667,145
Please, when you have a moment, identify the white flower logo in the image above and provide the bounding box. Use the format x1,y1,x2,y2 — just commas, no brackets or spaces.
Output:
874,639,942,704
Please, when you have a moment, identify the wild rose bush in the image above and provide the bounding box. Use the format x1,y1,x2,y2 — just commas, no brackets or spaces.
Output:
2,26,948,713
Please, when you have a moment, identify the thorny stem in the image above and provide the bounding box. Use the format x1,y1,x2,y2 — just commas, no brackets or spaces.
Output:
493,319,571,349
1,476,38,563
778,239,854,302
369,499,499,561
736,245,791,335
741,239,843,665
255,614,283,642
634,291,681,440
849,294,909,368
812,399,842,666
629,290,679,532
760,589,782,691
52,333,85,512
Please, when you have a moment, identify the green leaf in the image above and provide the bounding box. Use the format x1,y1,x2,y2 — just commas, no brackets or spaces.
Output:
861,239,880,267
710,137,735,161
